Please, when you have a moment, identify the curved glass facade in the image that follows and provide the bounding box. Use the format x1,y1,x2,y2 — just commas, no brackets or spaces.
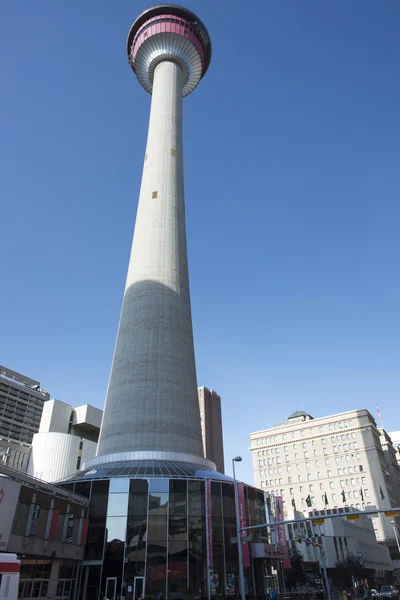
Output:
61,469,275,600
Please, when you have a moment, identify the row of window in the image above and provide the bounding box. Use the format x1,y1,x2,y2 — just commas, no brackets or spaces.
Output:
257,436,359,457
259,452,363,471
254,420,354,446
260,466,365,489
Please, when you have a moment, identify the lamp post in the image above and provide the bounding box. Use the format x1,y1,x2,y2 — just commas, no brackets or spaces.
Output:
391,521,400,554
233,456,246,600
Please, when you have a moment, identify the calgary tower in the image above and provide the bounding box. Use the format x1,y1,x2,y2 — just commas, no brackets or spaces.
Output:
93,5,213,468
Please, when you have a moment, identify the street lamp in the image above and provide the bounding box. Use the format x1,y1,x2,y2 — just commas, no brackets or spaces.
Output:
232,456,246,600
391,521,400,554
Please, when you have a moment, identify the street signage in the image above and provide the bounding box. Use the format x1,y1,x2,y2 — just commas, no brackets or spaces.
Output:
346,515,360,521
312,519,325,525
384,511,399,518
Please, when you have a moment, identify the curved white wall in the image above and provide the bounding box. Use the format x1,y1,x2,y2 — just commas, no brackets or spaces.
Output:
27,432,97,482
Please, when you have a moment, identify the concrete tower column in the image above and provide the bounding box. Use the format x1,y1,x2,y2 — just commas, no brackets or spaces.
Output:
97,59,203,460
86,4,213,471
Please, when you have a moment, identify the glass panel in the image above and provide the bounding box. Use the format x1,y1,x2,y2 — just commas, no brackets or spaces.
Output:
146,482,168,596
40,581,49,597
108,493,129,516
101,516,127,600
106,516,127,544
149,478,169,493
78,565,101,600
168,480,188,597
85,480,109,560
125,479,148,599
57,581,64,596
64,580,72,598
188,481,206,597
110,478,130,493
32,580,41,597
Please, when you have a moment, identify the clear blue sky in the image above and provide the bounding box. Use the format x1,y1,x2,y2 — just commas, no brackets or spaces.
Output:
1,1,399,484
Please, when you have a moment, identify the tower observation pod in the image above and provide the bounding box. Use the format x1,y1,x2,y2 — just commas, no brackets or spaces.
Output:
91,5,213,470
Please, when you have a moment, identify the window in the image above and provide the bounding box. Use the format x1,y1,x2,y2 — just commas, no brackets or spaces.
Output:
294,454,298,460
306,463,310,470
259,460,262,466
354,490,359,498
296,464,300,471
354,442,358,449
335,457,340,464
298,475,302,481
276,447,280,453
285,455,289,462
338,469,342,475
287,465,291,472
327,470,332,476
325,459,330,466
279,478,283,484
290,488,294,495
317,472,321,478
332,493,336,501
267,459,271,465
323,448,328,455
346,455,350,462
309,484,314,492
300,430,304,437
315,460,320,467
319,427,324,433
302,442,307,448
314,450,317,456
319,483,324,489
333,446,337,453
321,438,326,445
356,453,360,460
299,486,303,492
352,433,356,439
288,477,292,484
312,440,316,446
359,465,363,472
350,478,355,485
329,482,335,489
284,446,288,452
293,444,297,450
307,474,312,480
344,444,348,451
311,496,316,505
304,452,308,458
361,477,366,484
365,489,369,497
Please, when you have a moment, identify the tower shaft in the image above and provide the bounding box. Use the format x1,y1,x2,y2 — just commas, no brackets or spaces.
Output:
97,61,204,462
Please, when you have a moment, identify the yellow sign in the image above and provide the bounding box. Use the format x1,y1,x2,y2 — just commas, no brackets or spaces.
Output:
347,515,360,521
384,511,399,518
312,518,325,525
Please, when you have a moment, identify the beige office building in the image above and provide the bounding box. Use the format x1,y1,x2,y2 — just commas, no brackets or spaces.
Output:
198,386,225,473
250,409,400,552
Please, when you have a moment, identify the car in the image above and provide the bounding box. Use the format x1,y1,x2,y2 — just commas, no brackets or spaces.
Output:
379,586,399,599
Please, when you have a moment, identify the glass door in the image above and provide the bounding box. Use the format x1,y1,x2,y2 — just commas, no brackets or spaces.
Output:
133,576,144,600
105,577,117,600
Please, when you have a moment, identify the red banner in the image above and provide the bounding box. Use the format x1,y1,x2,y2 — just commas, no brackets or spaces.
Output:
48,509,59,540
206,480,213,568
275,496,291,569
237,483,250,568
80,517,89,545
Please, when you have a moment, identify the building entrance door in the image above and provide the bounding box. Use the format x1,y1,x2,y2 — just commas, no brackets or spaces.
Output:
133,576,144,600
105,577,117,600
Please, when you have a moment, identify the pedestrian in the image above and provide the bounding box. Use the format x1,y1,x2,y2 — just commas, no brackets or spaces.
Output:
156,592,163,600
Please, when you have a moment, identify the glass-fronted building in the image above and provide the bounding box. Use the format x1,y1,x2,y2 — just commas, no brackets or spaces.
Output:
60,460,277,600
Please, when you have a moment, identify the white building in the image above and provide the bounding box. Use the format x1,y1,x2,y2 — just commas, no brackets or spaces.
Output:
285,506,392,579
250,409,400,553
27,399,102,482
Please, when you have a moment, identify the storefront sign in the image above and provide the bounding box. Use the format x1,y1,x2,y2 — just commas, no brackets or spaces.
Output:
206,480,213,567
237,483,251,568
275,497,291,569
65,513,74,543
30,504,41,536
0,477,21,550
251,542,287,560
